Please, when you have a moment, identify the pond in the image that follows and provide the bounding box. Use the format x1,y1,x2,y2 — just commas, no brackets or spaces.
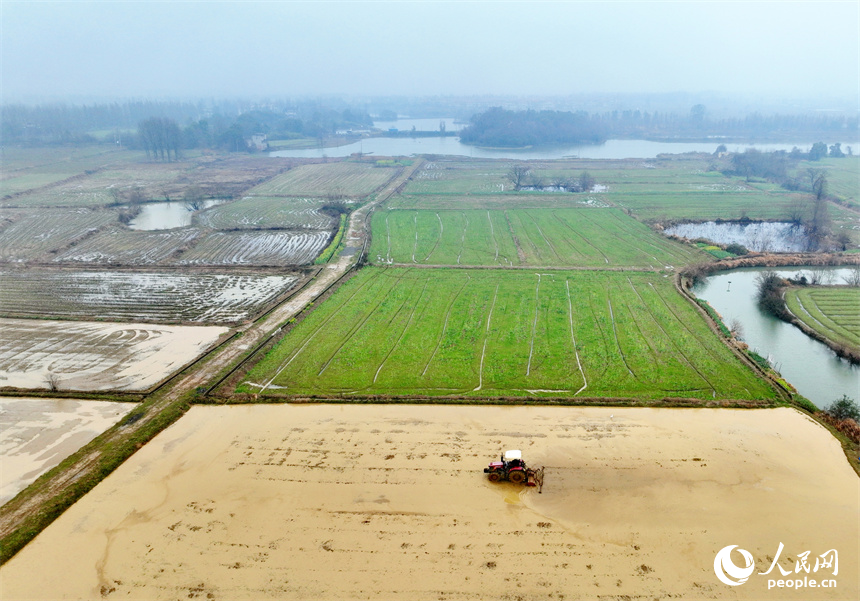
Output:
665,221,812,252
128,199,224,231
694,267,859,409
271,136,858,160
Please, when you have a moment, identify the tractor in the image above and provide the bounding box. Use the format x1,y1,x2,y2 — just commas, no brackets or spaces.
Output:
484,449,544,491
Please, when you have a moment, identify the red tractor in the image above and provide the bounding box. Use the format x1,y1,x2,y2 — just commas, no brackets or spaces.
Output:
484,450,544,490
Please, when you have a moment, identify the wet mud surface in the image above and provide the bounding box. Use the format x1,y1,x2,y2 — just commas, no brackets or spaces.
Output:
1,405,857,600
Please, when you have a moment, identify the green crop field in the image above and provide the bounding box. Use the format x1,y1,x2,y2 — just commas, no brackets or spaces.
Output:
369,207,706,268
785,287,860,350
240,267,776,401
401,156,845,227
386,192,604,210
249,161,399,198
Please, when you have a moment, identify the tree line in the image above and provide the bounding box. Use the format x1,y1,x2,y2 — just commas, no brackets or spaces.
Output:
459,106,858,148
1,100,373,147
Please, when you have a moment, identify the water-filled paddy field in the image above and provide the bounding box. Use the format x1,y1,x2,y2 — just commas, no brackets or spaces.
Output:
1,404,855,600
0,397,136,504
0,318,228,391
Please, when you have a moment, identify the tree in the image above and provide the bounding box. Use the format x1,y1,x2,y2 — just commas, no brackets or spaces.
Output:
826,395,859,421
690,104,706,128
829,143,844,158
807,172,830,241
578,171,596,193
808,141,828,161
843,265,860,287
138,117,181,161
714,143,727,155
183,185,206,211
506,164,530,191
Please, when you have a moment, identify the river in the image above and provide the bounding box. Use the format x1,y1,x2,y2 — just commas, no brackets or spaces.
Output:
271,126,857,160
694,267,859,409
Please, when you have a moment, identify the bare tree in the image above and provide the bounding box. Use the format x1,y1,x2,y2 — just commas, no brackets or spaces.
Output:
787,198,807,225
729,318,745,340
506,164,530,191
183,185,206,212
578,170,596,193
45,372,60,392
843,265,860,287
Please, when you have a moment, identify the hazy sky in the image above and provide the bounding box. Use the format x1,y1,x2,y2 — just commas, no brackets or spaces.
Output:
2,1,858,102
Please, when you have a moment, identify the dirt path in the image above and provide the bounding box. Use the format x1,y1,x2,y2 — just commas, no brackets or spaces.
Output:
0,160,423,549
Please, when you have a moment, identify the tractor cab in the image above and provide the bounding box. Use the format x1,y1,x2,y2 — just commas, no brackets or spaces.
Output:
502,449,524,469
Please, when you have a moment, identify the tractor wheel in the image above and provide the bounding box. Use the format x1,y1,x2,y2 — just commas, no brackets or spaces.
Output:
487,472,502,483
508,470,526,484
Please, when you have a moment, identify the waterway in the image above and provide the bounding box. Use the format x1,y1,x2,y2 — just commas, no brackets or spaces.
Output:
271,132,857,160
694,267,859,409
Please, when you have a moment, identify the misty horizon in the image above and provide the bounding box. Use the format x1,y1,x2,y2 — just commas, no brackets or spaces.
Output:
2,1,858,108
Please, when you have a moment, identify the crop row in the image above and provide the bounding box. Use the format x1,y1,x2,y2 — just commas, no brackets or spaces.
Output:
0,317,227,391
785,287,860,349
196,196,336,230
0,208,117,262
249,162,398,198
0,269,301,324
369,208,705,268
240,268,775,400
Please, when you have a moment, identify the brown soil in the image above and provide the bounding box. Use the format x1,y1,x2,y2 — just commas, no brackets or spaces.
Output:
1,405,856,600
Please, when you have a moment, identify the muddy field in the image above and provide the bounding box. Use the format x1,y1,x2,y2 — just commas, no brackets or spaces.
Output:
1,405,856,600
0,318,228,391
0,397,136,504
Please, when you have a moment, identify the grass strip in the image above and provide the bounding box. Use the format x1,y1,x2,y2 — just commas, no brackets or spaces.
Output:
0,392,193,564
314,213,348,264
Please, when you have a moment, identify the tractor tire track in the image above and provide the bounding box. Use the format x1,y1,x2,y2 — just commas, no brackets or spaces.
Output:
565,279,588,396
423,212,443,262
473,282,500,391
635,279,718,396
373,278,429,384
607,296,636,378
526,274,542,377
259,267,388,393
422,274,472,377
551,212,610,264
317,269,413,376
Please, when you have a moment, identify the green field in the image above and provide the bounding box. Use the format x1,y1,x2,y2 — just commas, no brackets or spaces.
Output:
240,267,777,400
369,207,707,268
400,156,853,230
785,287,860,350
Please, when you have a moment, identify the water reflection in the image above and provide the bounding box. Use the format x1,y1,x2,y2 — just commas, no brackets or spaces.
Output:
694,267,859,408
128,199,224,231
666,221,811,252
271,136,857,160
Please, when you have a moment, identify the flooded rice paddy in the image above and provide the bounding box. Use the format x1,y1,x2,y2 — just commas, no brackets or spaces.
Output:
0,318,228,391
2,404,855,600
0,397,136,504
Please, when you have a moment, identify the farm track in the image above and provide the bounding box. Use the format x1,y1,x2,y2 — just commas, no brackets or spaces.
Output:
0,159,424,555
